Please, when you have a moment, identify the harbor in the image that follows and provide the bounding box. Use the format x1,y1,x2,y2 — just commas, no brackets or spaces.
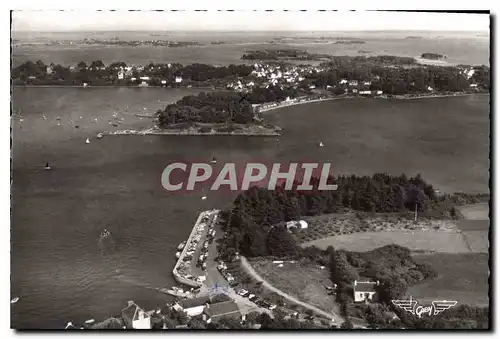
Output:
172,209,220,288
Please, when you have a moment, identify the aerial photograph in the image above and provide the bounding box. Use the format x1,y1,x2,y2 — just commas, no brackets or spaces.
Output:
10,10,490,330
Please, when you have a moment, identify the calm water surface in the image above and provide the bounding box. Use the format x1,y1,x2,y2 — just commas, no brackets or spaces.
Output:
11,88,489,328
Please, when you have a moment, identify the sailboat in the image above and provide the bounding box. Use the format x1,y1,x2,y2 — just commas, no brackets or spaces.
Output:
210,157,217,164
201,189,207,200
85,138,90,144
319,142,324,147
44,162,52,170
11,297,19,304
97,133,103,139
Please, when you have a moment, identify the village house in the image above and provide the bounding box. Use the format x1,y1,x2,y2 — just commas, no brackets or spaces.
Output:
353,280,379,303
349,80,359,87
339,79,348,85
173,296,211,317
117,71,124,80
202,300,241,324
359,90,372,95
139,76,150,81
121,301,152,329
175,76,183,83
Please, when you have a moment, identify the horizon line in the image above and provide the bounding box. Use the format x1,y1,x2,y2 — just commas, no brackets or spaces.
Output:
12,29,490,33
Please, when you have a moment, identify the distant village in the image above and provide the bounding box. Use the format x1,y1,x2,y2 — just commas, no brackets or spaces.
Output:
12,57,488,102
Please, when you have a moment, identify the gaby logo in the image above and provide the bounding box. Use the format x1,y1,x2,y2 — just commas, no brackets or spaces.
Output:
392,297,457,318
161,161,338,192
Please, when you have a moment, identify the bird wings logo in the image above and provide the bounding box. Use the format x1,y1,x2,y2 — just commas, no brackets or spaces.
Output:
392,297,457,318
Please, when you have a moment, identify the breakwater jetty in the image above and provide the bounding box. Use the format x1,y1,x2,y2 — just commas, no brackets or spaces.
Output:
172,209,220,288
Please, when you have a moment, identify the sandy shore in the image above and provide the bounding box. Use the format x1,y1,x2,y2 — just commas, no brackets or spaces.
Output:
106,125,281,137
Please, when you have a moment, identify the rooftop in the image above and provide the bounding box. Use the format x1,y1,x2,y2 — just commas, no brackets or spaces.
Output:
178,296,211,309
354,281,378,293
204,301,240,318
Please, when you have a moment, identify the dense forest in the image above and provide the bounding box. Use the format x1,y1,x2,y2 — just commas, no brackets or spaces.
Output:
156,86,302,127
218,173,444,258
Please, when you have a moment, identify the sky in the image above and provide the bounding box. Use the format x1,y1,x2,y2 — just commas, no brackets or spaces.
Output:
11,11,490,32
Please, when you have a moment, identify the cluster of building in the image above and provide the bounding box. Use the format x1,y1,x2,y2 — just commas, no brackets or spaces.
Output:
172,295,242,324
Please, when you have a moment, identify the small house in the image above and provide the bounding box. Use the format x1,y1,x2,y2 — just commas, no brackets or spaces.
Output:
175,76,183,83
121,301,152,329
359,90,372,95
139,76,150,81
202,301,241,323
349,80,359,86
353,280,379,303
117,72,124,80
339,79,348,85
427,86,434,91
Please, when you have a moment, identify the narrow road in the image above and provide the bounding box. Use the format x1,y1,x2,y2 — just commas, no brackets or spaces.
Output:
239,256,344,324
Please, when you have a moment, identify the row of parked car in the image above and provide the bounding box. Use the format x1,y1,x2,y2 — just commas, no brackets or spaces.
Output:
216,261,237,286
236,289,277,310
176,210,218,284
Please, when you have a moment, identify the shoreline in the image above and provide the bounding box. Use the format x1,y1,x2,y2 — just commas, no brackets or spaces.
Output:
106,126,281,137
257,92,488,113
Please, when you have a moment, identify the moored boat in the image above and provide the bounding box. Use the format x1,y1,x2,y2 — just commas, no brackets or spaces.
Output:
177,241,186,250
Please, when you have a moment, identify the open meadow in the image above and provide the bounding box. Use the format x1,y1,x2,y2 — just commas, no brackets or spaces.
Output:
248,259,341,317
408,253,489,307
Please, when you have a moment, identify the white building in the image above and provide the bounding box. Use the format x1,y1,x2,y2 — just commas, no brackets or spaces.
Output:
339,79,348,85
174,296,211,317
121,301,152,329
376,90,383,95
139,76,150,81
117,72,124,80
470,83,478,88
286,220,308,230
427,86,434,91
359,90,372,95
353,280,379,303
175,76,183,83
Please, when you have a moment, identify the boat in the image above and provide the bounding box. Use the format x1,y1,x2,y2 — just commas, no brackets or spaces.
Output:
177,241,186,250
85,319,95,324
100,229,111,240
44,162,51,170
175,252,181,259
319,142,324,147
201,195,207,200
85,138,90,144
97,133,103,139
210,157,217,164
11,297,19,304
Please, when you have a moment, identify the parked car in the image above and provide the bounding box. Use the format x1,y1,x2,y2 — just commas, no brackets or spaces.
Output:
268,304,276,310
237,289,248,296
241,291,250,297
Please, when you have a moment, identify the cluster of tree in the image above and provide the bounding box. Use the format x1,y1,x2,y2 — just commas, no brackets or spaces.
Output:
11,60,253,86
310,63,489,93
421,53,446,60
242,49,331,61
219,173,445,258
156,91,255,127
156,85,302,127
327,245,437,315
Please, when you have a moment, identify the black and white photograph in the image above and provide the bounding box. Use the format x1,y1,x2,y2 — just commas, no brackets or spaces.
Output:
10,9,491,331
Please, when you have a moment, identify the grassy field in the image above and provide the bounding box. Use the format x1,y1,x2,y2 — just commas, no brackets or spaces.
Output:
248,258,341,317
294,212,458,244
408,253,489,307
302,230,473,253
457,203,490,220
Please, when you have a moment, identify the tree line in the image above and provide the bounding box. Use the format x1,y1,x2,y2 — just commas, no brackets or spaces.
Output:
218,173,446,258
11,60,253,86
